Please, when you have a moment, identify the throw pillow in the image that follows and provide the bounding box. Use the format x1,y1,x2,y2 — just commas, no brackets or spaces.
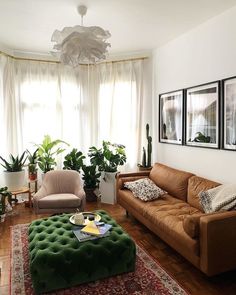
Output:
199,184,236,213
124,178,166,201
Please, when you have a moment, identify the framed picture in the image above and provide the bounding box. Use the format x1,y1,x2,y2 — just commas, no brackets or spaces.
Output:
159,90,183,145
222,76,236,150
185,81,220,148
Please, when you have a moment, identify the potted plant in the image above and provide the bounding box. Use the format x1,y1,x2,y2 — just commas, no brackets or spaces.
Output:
27,149,38,181
0,152,27,191
35,135,69,174
138,123,152,171
63,148,101,202
89,141,126,204
81,165,101,202
63,148,85,172
0,186,12,222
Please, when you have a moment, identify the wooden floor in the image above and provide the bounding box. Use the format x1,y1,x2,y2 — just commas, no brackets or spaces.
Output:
1,201,236,295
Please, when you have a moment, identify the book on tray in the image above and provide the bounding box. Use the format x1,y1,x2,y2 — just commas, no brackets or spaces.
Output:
73,221,112,242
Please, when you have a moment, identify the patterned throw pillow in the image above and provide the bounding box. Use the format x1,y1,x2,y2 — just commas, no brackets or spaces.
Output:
124,178,166,201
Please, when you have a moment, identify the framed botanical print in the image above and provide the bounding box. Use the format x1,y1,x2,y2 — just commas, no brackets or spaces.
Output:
222,76,236,150
159,90,183,145
185,81,220,148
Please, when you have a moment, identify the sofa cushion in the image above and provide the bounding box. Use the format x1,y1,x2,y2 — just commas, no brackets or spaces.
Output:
118,189,201,262
183,214,203,238
187,176,220,212
38,194,81,209
149,163,194,201
124,178,166,201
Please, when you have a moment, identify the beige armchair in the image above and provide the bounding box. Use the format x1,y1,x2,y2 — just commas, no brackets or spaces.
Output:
33,170,86,214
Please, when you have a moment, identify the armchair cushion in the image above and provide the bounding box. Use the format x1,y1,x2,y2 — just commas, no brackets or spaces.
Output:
38,194,81,209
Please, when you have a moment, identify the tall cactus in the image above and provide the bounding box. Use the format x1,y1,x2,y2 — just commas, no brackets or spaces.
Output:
141,147,146,167
146,124,152,167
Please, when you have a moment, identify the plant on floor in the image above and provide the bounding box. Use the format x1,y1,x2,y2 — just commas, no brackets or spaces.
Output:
35,135,69,173
0,186,12,216
63,148,85,172
89,141,126,173
82,165,101,188
138,123,152,169
27,149,38,180
0,151,27,172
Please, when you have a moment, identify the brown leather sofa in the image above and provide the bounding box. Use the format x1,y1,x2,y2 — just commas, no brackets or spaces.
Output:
117,163,236,276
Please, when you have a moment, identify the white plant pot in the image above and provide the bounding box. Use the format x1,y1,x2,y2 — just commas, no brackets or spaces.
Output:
3,170,25,191
100,172,117,204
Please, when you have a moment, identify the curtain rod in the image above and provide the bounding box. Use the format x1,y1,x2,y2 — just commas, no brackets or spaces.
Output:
0,50,148,65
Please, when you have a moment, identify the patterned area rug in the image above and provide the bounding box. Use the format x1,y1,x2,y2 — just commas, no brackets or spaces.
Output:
10,224,188,295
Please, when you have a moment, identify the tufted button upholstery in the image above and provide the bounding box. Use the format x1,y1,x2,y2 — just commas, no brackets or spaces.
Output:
29,210,136,294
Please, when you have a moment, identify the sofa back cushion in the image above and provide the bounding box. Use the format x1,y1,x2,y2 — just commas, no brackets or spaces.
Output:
149,163,194,201
187,176,221,211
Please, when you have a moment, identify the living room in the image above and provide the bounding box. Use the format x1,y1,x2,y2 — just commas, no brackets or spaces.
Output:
1,1,236,294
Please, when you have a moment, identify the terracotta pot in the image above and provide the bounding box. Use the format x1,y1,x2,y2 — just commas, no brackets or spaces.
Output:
29,172,37,181
138,166,152,172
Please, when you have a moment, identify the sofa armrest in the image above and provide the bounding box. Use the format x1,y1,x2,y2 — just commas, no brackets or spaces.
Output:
200,210,236,276
116,171,150,191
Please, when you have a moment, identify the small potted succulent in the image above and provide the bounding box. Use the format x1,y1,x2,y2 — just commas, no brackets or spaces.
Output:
0,152,27,191
27,149,38,181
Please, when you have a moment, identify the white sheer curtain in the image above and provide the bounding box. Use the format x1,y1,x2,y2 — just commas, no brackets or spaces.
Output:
0,55,145,170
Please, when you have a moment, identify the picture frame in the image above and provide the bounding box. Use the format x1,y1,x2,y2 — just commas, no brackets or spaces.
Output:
159,90,184,145
185,81,220,149
222,76,236,151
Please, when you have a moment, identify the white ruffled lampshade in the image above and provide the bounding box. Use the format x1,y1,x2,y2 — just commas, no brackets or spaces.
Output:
51,25,111,66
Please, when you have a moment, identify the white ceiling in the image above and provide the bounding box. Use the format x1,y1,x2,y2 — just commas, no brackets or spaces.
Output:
0,0,236,58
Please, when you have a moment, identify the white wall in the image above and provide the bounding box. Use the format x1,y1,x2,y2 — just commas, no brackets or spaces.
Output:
153,5,236,183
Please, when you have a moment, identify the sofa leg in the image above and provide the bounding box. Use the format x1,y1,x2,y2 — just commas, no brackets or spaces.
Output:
126,210,129,217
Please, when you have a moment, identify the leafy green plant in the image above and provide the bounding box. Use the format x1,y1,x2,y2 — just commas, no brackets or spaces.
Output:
81,165,101,188
192,132,211,143
0,152,27,172
0,187,12,215
27,149,38,174
89,141,126,172
63,148,85,172
35,135,69,173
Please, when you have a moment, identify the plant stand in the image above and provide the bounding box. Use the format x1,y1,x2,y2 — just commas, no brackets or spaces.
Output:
99,172,117,204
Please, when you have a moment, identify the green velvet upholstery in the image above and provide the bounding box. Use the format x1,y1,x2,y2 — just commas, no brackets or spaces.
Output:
28,210,136,294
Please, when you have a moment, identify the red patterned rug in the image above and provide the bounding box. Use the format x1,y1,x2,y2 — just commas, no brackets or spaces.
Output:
10,224,188,295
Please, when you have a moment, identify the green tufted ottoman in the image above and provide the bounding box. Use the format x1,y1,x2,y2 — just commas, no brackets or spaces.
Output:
28,210,136,294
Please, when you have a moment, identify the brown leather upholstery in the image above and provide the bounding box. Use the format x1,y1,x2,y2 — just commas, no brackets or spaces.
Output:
183,214,202,238
117,163,236,276
149,163,194,201
187,176,220,211
118,189,200,267
200,211,236,276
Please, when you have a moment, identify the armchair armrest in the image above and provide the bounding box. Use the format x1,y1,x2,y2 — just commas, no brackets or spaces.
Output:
200,210,236,276
74,187,86,211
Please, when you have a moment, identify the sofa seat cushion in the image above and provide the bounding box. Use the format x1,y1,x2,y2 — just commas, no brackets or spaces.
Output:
187,176,221,211
150,163,194,201
38,194,81,209
119,190,201,257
